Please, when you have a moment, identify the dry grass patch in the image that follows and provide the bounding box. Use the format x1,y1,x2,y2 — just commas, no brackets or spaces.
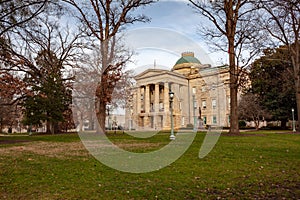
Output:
0,139,164,158
0,141,89,158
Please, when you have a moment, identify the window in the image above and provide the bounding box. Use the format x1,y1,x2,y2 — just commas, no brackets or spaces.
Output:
159,102,164,111
212,99,217,109
194,101,198,109
203,116,207,124
201,85,206,92
192,87,196,94
181,117,185,126
202,100,207,109
179,101,182,110
211,84,216,90
227,96,231,108
213,116,217,124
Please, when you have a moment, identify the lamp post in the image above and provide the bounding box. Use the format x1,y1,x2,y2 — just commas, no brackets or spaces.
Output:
192,87,197,132
169,91,175,140
106,104,111,131
29,112,33,136
292,108,296,132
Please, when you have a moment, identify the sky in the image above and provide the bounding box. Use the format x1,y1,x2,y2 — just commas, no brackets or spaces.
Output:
124,0,228,74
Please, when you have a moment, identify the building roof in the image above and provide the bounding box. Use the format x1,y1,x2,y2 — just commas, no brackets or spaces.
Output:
172,52,201,71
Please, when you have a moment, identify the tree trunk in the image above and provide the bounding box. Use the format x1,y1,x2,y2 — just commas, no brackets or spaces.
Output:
288,36,300,131
88,101,94,130
254,118,259,131
96,98,107,133
230,85,239,134
46,121,56,134
295,81,300,131
226,0,240,135
228,37,240,134
293,45,300,132
0,118,3,133
46,121,51,134
280,118,287,129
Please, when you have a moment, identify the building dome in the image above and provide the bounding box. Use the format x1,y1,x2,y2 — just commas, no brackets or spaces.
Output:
172,52,201,71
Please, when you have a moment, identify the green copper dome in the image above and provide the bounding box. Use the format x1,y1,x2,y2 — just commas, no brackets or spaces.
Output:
173,52,201,71
175,54,201,65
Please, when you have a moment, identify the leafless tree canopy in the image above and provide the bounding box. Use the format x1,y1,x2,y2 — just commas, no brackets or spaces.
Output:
0,0,51,36
63,0,156,132
188,0,264,134
257,0,300,130
239,93,270,130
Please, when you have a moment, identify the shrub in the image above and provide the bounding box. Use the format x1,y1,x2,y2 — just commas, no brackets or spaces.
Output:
239,120,246,128
186,124,194,129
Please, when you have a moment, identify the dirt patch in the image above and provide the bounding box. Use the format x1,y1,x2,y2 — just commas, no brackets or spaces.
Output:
117,142,162,149
0,140,163,158
221,133,266,137
0,140,31,144
0,141,89,159
275,131,300,135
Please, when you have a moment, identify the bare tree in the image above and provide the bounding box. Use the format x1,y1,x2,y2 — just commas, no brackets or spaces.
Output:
0,72,25,132
0,14,83,133
73,46,135,132
239,93,269,130
63,0,156,133
189,0,264,134
258,0,300,130
0,0,51,36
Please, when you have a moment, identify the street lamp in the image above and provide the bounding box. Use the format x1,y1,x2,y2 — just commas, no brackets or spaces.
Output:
106,104,111,130
192,87,197,132
169,91,175,140
292,108,296,132
29,112,33,136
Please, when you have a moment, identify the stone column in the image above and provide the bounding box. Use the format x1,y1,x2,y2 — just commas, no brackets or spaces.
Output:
145,85,150,113
136,86,141,114
144,84,150,128
154,83,160,112
164,82,169,112
135,87,141,128
154,83,160,129
163,82,170,129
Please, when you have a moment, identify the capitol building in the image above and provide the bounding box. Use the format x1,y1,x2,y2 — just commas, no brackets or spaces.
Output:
125,52,231,131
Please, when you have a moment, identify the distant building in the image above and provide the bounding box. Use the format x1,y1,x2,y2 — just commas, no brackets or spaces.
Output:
125,52,231,130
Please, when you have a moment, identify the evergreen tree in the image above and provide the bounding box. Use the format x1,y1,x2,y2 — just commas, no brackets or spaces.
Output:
23,50,72,134
249,46,296,128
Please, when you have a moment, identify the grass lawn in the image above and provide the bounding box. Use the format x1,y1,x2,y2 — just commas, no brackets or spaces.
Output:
0,131,299,199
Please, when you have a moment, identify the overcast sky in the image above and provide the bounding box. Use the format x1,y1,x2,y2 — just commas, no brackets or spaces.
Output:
125,0,228,73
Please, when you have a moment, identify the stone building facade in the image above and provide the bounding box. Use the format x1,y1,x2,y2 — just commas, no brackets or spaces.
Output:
125,52,231,131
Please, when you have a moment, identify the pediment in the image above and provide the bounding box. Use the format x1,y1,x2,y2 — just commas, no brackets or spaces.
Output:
135,69,186,80
134,68,188,86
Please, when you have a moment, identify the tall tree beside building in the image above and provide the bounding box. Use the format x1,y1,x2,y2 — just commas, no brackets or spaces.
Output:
249,46,296,128
189,0,263,134
258,0,300,130
63,0,156,133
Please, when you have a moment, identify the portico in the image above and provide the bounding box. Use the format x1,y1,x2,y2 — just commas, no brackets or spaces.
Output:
132,69,188,130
